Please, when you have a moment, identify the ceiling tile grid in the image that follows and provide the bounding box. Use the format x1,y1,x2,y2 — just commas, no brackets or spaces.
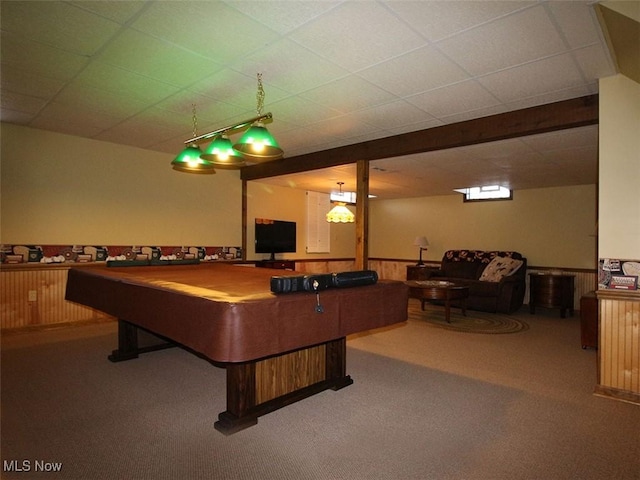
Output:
0,0,624,199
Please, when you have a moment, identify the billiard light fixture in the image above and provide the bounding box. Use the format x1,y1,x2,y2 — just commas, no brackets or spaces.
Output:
171,104,216,174
326,182,355,223
171,74,283,173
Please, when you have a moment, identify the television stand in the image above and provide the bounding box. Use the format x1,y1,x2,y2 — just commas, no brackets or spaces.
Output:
255,260,295,270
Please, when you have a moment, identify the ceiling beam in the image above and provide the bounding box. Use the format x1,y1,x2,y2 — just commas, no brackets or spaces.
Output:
241,94,598,181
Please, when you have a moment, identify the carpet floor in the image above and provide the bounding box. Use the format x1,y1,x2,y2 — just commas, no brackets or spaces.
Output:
2,300,639,480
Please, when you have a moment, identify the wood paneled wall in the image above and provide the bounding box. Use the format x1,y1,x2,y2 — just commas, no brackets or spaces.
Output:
1,266,113,330
595,291,640,404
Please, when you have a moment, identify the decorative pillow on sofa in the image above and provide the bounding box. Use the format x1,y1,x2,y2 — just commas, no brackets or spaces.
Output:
479,256,524,282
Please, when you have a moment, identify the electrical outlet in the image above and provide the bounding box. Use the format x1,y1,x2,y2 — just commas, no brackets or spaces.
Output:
28,290,37,302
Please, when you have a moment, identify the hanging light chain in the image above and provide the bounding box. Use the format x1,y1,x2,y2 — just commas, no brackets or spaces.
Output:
256,73,265,116
191,103,198,138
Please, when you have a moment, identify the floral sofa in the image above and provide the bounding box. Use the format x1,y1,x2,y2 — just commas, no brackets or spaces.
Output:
424,250,527,314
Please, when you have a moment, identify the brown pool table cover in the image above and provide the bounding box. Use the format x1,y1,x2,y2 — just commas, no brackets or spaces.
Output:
65,263,408,363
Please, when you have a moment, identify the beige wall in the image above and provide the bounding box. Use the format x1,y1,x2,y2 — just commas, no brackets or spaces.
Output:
246,181,356,261
369,185,597,268
1,123,241,246
598,74,640,259
2,123,599,269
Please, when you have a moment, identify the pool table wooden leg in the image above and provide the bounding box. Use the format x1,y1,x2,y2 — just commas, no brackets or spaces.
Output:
108,320,140,362
108,319,176,362
215,337,353,435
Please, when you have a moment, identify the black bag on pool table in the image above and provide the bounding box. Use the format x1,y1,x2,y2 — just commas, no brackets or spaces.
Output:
270,275,305,293
332,270,378,288
302,274,334,292
269,274,333,293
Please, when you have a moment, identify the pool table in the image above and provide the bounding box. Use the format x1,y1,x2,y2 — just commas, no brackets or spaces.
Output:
65,263,408,434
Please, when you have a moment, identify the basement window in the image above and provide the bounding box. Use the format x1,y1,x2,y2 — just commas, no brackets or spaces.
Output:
329,191,377,204
454,185,513,202
330,190,357,204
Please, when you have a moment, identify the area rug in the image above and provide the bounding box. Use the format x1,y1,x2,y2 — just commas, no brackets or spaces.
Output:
408,300,529,334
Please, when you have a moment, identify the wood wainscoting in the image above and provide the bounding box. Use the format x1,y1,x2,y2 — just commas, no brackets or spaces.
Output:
1,264,113,330
595,290,640,405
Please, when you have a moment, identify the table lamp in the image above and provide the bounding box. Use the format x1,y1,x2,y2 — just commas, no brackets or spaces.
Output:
413,236,429,265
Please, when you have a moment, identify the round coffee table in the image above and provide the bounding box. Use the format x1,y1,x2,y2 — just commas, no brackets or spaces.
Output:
405,280,469,323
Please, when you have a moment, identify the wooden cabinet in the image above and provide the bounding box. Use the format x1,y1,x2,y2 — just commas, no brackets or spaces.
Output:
529,273,575,318
406,265,438,281
256,260,295,270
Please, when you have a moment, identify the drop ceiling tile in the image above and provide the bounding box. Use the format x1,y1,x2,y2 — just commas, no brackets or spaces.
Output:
478,54,586,103
349,100,437,129
131,2,280,64
0,34,89,81
573,44,617,80
461,138,537,160
29,116,107,139
387,0,534,43
0,1,122,56
268,95,342,127
299,76,397,113
408,80,501,119
438,104,509,125
0,91,48,115
154,92,244,127
304,114,384,141
0,66,67,99
503,84,592,111
53,84,149,117
70,1,148,23
71,62,181,104
227,1,342,35
290,1,425,71
544,145,598,164
0,109,35,124
232,38,349,95
188,70,289,111
130,107,205,132
384,118,444,137
359,45,470,97
521,126,598,152
97,29,220,86
547,1,604,49
95,118,178,149
437,4,567,76
31,101,129,134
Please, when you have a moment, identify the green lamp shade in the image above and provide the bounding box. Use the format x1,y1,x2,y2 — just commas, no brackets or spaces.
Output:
233,123,283,161
171,145,216,174
200,135,246,168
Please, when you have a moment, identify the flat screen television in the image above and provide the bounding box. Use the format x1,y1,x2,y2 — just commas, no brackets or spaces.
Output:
255,218,296,260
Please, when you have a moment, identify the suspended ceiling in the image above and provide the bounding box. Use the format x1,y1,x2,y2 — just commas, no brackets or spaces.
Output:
1,1,634,198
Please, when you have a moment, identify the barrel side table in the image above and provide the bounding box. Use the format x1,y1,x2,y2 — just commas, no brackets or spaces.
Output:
529,273,575,318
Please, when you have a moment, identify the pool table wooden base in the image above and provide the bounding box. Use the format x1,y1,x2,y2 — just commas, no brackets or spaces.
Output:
108,319,353,435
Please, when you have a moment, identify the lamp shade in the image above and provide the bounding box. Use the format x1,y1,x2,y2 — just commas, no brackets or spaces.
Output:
233,122,283,161
200,135,246,168
326,203,355,223
171,144,216,174
413,236,429,248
